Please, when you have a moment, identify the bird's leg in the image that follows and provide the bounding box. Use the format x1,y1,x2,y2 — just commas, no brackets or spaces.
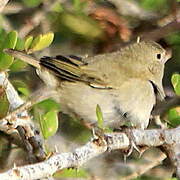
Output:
124,128,141,156
125,128,150,158
113,126,141,157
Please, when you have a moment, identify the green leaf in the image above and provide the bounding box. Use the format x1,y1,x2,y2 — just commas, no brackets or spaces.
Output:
0,31,18,70
54,168,89,178
1,31,18,50
171,73,180,95
166,32,180,45
37,99,60,112
0,87,9,118
33,99,60,139
10,38,27,72
39,110,59,139
29,32,54,52
15,38,25,50
29,34,42,52
96,104,104,129
18,87,30,97
73,0,81,10
51,2,64,12
0,29,7,48
73,0,87,12
95,104,113,132
24,36,33,52
22,0,42,7
12,80,30,97
10,59,27,72
60,12,103,39
140,0,169,12
168,108,180,127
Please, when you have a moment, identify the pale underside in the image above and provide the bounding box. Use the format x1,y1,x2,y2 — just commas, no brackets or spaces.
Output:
57,78,155,129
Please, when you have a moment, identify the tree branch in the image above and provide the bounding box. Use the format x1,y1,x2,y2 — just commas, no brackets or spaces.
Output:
152,96,180,116
121,152,167,180
0,0,9,12
0,72,46,162
0,127,179,180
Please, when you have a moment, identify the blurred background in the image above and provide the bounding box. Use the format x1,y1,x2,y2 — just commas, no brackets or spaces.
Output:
0,0,179,179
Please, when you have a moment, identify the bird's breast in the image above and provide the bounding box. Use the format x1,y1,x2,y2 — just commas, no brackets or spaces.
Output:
58,79,156,129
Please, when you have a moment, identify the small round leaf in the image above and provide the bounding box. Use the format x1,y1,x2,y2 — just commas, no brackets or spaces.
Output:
29,32,54,52
0,31,18,70
171,73,180,95
24,36,33,52
40,110,58,139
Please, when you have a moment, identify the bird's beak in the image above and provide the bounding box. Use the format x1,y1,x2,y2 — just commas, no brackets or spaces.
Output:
163,48,172,63
156,83,165,100
150,80,165,100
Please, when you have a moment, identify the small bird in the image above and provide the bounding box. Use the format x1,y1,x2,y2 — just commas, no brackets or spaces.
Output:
5,41,171,129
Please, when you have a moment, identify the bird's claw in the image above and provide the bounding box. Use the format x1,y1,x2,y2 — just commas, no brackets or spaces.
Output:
127,140,140,157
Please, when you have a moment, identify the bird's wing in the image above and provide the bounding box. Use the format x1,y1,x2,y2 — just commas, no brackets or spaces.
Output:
40,55,112,89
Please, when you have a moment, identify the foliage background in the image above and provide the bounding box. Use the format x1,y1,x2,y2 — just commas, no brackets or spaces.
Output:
0,0,179,179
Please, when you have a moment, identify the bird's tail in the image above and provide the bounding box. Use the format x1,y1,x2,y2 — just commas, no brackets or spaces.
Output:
4,49,41,69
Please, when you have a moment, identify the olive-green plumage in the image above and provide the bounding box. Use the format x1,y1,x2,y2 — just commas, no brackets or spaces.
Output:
5,41,171,129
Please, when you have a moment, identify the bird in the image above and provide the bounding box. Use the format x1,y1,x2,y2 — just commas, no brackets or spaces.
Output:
5,41,171,129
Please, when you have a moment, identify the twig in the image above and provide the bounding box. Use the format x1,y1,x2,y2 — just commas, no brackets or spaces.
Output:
0,72,46,162
0,127,180,180
162,143,180,179
2,2,26,14
2,86,56,123
121,152,167,180
107,0,157,19
19,10,45,38
0,0,10,12
18,0,58,38
0,72,27,115
141,20,180,41
152,96,180,116
0,72,31,131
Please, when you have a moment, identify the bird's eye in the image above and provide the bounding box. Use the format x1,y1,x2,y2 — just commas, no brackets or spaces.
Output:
157,54,161,59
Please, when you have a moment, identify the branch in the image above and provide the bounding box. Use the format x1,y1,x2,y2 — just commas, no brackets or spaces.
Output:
152,96,180,116
0,0,9,12
108,0,157,19
0,127,180,180
0,72,46,162
121,152,167,180
141,20,180,41
3,3,27,14
162,143,180,179
18,10,45,38
18,0,57,38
